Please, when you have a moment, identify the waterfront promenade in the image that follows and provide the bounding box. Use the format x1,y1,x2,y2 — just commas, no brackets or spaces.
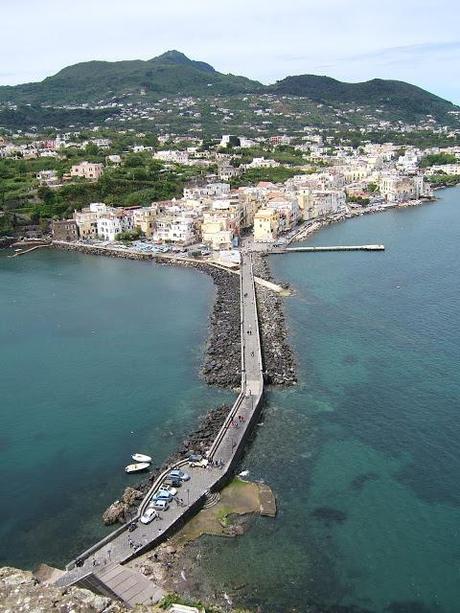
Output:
55,252,264,602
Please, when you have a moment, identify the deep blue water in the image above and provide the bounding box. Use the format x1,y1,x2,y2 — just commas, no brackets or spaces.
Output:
1,188,460,612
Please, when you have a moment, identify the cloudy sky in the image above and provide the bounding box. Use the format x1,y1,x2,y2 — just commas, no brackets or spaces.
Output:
2,0,460,103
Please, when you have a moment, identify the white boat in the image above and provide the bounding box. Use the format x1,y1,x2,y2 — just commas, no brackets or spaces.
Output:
132,453,152,463
125,462,150,474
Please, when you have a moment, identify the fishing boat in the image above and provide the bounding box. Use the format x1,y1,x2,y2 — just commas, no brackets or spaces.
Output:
132,453,152,463
125,462,150,474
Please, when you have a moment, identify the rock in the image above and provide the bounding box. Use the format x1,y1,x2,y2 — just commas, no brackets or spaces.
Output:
102,501,126,526
0,566,127,612
121,486,143,506
252,253,297,386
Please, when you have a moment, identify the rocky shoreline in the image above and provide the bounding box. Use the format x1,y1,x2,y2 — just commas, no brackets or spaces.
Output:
290,196,437,243
51,241,297,526
252,253,297,386
102,404,231,525
52,241,297,390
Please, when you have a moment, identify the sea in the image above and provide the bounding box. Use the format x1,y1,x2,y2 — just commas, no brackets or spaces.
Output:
1,187,459,612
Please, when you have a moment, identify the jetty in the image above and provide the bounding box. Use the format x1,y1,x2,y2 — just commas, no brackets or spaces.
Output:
7,244,50,258
54,251,265,606
272,244,384,254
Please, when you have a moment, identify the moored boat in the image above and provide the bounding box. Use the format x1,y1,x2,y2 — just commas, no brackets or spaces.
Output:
125,462,150,473
132,453,152,463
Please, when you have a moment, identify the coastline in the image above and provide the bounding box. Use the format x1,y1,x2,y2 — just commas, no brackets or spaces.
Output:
289,195,437,244
1,188,458,612
49,240,295,530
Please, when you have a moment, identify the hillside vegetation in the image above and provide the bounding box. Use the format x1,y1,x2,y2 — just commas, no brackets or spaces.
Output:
270,75,456,122
0,51,262,105
0,51,458,127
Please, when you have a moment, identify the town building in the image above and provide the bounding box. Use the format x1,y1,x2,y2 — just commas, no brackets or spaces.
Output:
379,174,425,202
153,215,196,245
36,170,60,187
254,208,279,242
70,161,104,180
51,220,79,242
133,207,157,238
201,212,233,250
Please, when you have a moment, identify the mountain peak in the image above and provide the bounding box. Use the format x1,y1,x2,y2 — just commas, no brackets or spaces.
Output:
155,50,190,63
152,50,216,74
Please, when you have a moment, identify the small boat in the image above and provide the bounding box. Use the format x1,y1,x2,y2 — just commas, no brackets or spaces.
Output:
125,463,150,474
132,453,152,463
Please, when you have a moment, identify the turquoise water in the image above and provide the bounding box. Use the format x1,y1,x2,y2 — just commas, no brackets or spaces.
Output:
0,250,231,569
190,189,460,612
1,189,460,612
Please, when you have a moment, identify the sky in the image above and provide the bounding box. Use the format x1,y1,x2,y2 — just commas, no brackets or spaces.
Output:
2,0,460,103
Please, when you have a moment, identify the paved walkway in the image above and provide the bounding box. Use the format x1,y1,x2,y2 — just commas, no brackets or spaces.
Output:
80,563,165,607
55,253,264,602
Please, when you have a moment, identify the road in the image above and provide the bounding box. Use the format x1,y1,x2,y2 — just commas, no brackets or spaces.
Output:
56,252,264,591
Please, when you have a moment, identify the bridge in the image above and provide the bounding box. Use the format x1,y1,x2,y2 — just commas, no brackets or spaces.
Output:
55,252,265,605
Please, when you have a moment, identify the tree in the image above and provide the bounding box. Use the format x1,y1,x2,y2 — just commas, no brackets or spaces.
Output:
115,228,144,242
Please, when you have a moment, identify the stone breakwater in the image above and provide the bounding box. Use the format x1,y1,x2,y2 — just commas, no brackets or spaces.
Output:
53,241,296,388
102,405,230,526
53,241,297,524
197,265,241,388
252,253,297,386
53,241,242,389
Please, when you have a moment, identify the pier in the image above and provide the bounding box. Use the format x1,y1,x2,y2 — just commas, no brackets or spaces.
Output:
272,244,385,254
55,251,265,605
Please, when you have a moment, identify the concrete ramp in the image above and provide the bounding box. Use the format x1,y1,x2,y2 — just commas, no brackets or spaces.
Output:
80,563,165,608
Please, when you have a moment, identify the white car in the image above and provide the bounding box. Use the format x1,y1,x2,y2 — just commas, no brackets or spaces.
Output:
140,507,159,524
150,499,170,511
188,458,209,468
161,484,178,496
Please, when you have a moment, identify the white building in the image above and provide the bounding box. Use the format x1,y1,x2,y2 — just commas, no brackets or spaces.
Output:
153,150,189,165
153,215,196,245
96,210,134,242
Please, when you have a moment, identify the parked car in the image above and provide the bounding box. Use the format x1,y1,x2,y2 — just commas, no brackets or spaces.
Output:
151,489,173,502
149,499,169,511
169,469,190,481
186,453,203,462
164,475,182,487
160,484,178,496
140,507,159,524
189,458,209,468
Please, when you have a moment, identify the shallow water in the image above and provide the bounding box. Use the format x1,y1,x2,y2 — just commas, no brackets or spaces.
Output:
1,188,460,612
189,189,460,613
0,251,231,569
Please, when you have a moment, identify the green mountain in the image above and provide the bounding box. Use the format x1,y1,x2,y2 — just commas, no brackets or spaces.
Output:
0,51,457,126
0,50,262,105
270,74,456,121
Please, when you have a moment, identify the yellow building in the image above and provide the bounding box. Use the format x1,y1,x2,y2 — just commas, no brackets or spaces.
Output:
73,210,98,239
133,207,156,238
297,192,317,221
201,213,233,250
253,208,279,242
